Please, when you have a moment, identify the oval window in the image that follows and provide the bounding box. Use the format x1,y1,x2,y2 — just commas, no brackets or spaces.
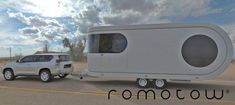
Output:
88,33,127,53
182,35,218,67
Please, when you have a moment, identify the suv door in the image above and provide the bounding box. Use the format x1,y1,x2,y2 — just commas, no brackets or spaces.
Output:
17,55,37,75
36,55,53,73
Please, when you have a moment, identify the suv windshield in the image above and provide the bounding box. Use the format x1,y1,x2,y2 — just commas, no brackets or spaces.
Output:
59,55,71,61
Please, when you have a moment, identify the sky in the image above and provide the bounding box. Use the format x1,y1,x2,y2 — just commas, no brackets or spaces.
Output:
0,0,235,57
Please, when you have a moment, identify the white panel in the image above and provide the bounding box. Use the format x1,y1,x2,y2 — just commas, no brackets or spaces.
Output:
87,24,233,80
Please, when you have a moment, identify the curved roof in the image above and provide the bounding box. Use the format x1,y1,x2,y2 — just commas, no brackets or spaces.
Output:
89,23,221,32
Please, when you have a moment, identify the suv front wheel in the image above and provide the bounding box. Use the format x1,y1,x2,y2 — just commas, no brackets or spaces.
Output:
3,69,15,81
40,70,52,82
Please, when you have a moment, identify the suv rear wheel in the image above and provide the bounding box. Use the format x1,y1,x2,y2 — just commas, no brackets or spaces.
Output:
40,70,52,82
3,69,15,81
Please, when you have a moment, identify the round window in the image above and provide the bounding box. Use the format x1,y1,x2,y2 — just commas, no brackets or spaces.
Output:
182,35,218,67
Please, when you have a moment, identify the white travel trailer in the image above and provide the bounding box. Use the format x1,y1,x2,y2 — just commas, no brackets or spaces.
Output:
82,23,233,88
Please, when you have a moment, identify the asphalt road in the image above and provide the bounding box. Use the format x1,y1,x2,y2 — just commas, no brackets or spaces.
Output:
0,74,235,105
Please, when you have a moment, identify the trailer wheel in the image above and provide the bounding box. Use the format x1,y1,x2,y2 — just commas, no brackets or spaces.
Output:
153,79,167,89
136,78,149,88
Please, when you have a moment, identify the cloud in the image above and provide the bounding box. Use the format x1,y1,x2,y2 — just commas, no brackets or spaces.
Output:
70,0,220,26
7,11,69,44
103,10,142,25
109,0,159,13
5,0,223,32
19,27,39,35
0,0,225,56
2,0,74,17
66,0,166,31
8,12,61,27
222,24,235,43
4,0,224,42
81,5,101,24
0,30,39,50
72,5,102,33
4,0,223,25
230,8,235,12
159,0,221,17
221,24,235,59
100,0,221,25
91,0,168,25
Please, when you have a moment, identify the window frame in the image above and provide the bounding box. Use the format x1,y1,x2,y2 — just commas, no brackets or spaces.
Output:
181,34,218,68
88,33,128,53
20,55,37,63
36,55,53,62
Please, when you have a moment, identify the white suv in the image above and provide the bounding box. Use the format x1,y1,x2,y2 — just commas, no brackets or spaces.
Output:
1,53,73,82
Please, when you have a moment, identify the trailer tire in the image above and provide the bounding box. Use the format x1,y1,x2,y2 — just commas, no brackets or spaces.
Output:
136,78,149,88
153,79,167,89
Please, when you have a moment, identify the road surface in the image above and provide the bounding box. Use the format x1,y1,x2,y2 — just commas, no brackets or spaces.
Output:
0,74,234,105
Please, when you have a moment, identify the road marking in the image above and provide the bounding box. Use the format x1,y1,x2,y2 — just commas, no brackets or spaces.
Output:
0,85,235,104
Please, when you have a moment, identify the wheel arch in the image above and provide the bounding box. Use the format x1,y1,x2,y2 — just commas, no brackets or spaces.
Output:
2,68,13,74
38,68,51,75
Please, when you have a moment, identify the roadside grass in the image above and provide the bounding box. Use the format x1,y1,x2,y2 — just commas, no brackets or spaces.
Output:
0,57,17,63
73,62,87,73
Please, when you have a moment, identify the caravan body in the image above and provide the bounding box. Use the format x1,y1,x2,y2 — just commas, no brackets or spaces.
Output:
86,23,233,88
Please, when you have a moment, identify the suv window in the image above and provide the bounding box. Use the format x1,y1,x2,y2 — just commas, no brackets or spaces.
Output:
59,55,71,61
20,55,37,63
36,55,53,62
